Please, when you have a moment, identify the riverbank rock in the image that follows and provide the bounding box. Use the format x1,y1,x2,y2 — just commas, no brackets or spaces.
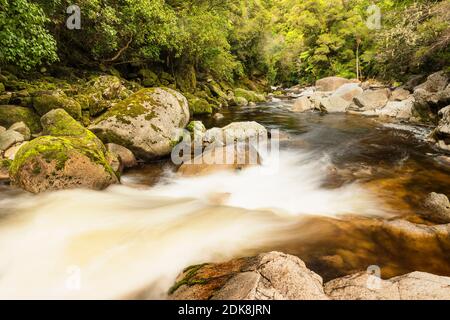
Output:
351,88,390,111
320,84,363,113
8,121,31,140
0,130,25,151
106,143,137,170
390,88,411,101
325,271,450,300
315,77,355,92
422,192,450,223
0,159,11,180
10,109,118,193
0,105,42,134
377,97,414,120
292,96,312,112
432,105,450,149
234,88,266,103
414,71,448,93
202,122,268,148
33,91,82,120
90,88,190,160
169,252,328,300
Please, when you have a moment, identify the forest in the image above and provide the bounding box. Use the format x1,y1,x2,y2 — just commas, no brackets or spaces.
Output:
1,0,449,87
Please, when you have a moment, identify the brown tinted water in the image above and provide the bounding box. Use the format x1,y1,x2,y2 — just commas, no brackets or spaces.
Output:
0,100,449,298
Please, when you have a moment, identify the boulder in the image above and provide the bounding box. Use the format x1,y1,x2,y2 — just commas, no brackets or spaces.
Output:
390,88,411,101
432,105,450,147
90,88,190,160
177,143,262,177
413,83,450,122
83,75,133,116
333,83,363,102
234,88,265,103
188,96,213,115
0,159,11,180
4,142,28,160
138,69,159,87
315,77,355,92
325,271,450,300
169,252,328,300
0,126,5,134
0,105,42,133
352,89,390,111
403,74,427,91
8,121,31,140
33,91,82,120
0,130,24,151
106,143,137,170
378,97,414,120
414,71,448,93
213,113,225,121
10,109,118,193
291,96,312,112
422,192,450,223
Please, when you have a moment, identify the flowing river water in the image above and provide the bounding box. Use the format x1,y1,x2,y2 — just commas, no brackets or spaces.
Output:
0,99,450,299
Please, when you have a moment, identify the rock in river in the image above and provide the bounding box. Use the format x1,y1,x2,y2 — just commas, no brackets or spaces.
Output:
90,88,190,160
10,109,118,193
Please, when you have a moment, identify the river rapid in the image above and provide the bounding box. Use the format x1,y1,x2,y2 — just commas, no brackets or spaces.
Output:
0,99,449,299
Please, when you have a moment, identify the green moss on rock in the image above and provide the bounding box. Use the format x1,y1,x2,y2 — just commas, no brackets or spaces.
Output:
0,105,42,133
33,93,82,120
234,88,266,103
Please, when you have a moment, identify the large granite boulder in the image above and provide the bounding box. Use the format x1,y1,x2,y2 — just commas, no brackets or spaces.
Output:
90,88,190,160
10,109,118,193
169,252,328,300
315,77,355,92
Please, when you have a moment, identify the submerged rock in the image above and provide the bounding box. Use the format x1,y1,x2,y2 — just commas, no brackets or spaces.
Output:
90,88,190,160
169,252,328,300
10,109,118,193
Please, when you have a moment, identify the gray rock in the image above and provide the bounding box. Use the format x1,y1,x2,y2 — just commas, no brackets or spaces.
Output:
423,192,450,223
4,142,28,160
315,77,355,92
170,252,328,300
0,130,24,151
106,143,137,170
9,121,31,140
414,71,448,93
390,88,411,101
353,89,390,111
320,83,363,113
90,88,190,160
291,96,312,112
378,97,414,120
325,271,450,300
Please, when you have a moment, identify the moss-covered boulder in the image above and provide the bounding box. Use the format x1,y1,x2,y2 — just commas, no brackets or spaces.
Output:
0,83,5,93
234,88,266,103
90,88,190,160
138,69,160,87
9,109,118,193
188,96,213,115
83,75,133,117
0,105,42,133
33,91,82,120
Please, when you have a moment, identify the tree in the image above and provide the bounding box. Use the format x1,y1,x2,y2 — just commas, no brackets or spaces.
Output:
0,0,58,70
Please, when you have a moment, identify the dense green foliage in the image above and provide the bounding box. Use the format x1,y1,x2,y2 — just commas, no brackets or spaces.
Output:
1,0,448,85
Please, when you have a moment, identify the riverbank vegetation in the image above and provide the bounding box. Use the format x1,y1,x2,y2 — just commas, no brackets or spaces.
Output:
1,0,449,88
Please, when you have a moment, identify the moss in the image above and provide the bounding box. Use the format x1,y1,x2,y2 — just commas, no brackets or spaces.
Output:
0,83,5,93
139,69,160,87
168,264,209,295
33,93,82,120
1,159,12,169
0,105,42,133
176,64,196,93
188,97,213,115
234,88,266,103
93,88,159,125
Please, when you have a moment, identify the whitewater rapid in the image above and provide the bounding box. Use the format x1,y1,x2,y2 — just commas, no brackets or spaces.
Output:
0,150,386,299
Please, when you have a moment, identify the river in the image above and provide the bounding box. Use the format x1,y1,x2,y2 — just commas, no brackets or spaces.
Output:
0,99,449,299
